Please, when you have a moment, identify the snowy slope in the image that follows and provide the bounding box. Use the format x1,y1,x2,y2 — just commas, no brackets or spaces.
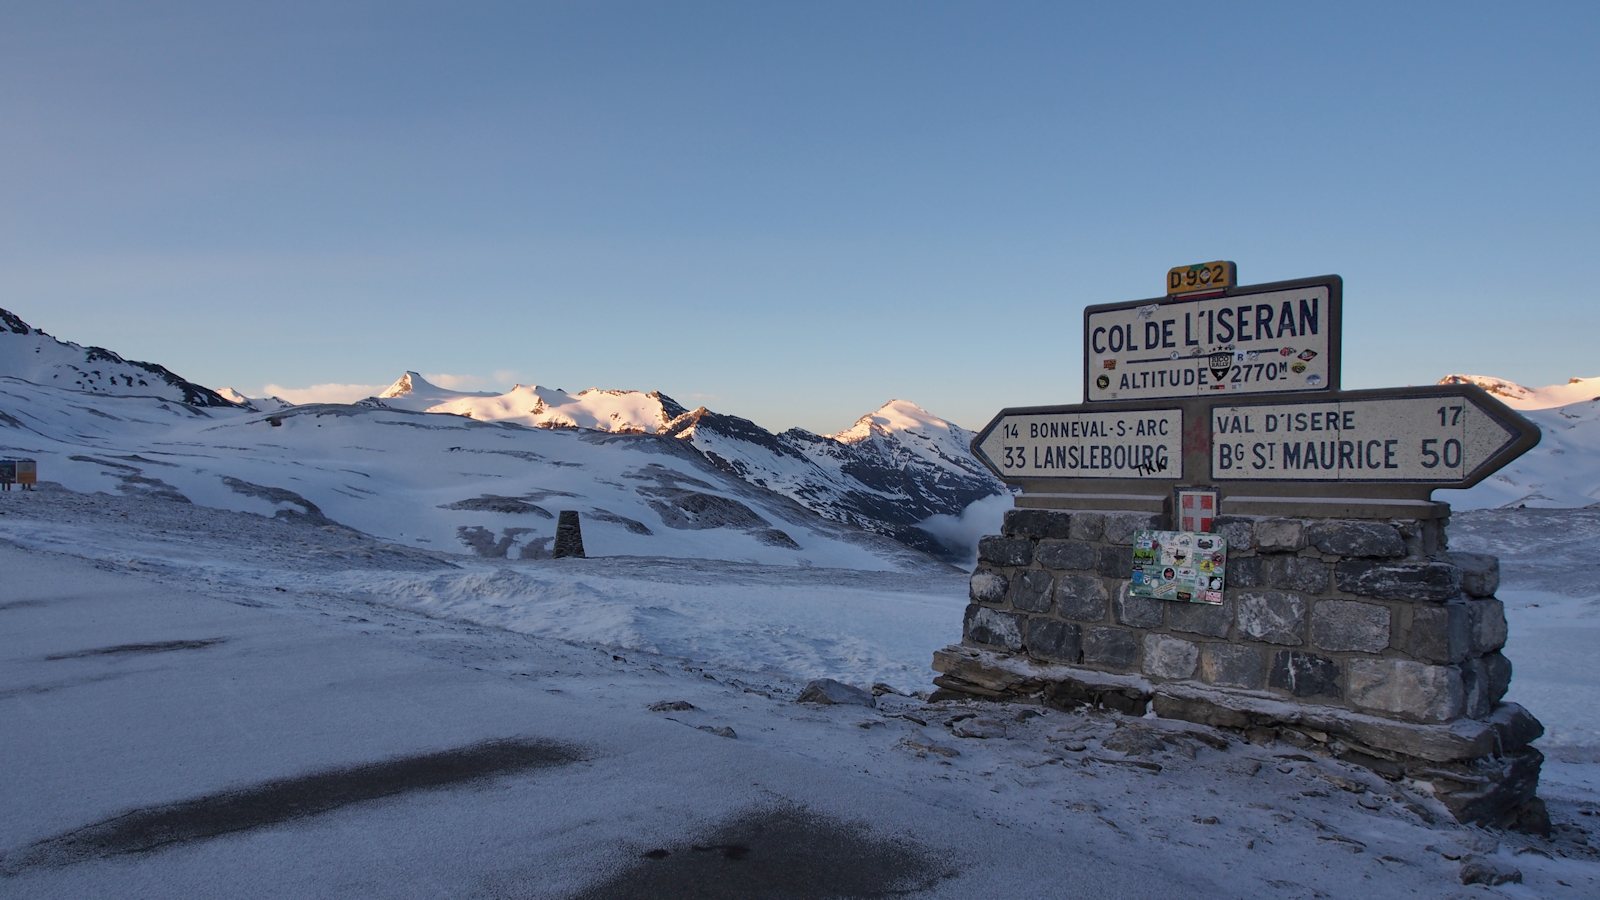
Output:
0,307,240,408
0,377,936,571
1436,375,1600,509
371,371,1007,559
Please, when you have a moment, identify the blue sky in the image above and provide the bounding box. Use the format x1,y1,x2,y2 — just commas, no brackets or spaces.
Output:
2,2,1594,433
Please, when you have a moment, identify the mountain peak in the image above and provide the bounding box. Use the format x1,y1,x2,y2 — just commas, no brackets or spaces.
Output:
830,399,952,443
379,371,431,399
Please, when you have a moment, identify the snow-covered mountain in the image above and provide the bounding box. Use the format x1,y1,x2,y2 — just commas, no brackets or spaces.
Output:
216,386,294,412
0,307,240,408
1436,374,1600,510
369,371,1008,559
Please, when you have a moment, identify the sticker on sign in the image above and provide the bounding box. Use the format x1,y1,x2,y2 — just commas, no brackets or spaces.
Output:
1210,387,1539,485
1083,276,1341,402
973,408,1183,480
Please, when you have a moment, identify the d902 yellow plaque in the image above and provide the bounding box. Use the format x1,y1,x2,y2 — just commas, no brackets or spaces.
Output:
1167,261,1236,296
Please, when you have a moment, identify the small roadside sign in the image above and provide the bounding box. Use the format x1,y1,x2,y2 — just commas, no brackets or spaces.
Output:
1167,261,1236,296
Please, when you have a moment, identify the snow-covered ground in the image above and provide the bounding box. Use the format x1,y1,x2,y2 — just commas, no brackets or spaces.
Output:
2,486,1597,897
1438,375,1600,510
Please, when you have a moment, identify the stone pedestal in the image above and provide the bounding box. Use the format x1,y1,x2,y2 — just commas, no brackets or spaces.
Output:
933,507,1544,829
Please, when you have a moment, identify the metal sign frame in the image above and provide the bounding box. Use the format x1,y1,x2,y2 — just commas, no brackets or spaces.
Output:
1082,274,1343,404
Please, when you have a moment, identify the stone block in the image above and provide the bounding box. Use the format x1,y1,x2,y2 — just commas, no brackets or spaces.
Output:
1335,559,1462,602
1255,518,1306,552
1448,551,1500,598
1103,512,1161,544
1009,569,1055,613
1096,545,1134,578
1235,590,1307,645
1083,626,1141,670
1114,583,1164,628
1199,643,1266,689
1345,658,1465,723
1468,598,1508,654
1484,652,1512,704
978,535,1033,567
969,570,1009,605
1491,702,1543,751
1268,650,1341,699
1025,618,1082,664
1310,599,1391,653
1055,574,1109,622
1069,512,1106,542
1143,634,1199,680
963,604,1024,651
1003,508,1072,540
1460,657,1492,719
1307,521,1406,558
1266,556,1330,594
1407,603,1471,664
1168,596,1232,638
1035,539,1098,571
1225,556,1266,589
1213,516,1255,552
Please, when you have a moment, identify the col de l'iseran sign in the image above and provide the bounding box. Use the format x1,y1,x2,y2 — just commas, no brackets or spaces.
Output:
1083,275,1341,403
973,263,1538,505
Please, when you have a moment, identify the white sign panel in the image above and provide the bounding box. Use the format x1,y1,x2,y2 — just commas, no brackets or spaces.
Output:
1211,396,1518,482
1086,283,1335,402
975,409,1183,480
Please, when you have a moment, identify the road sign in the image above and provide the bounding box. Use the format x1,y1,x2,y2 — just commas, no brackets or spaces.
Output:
1084,275,1341,403
1167,260,1236,296
972,407,1183,481
1209,385,1539,486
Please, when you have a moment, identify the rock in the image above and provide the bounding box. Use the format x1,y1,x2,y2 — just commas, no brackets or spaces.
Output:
1114,584,1165,628
969,570,1009,604
963,605,1025,651
1096,544,1134,578
1212,517,1255,552
1335,560,1462,602
1003,508,1072,540
1310,599,1391,653
897,737,961,758
696,725,737,739
648,700,697,712
978,535,1033,567
1083,626,1141,669
1199,643,1266,690
1235,591,1308,645
1055,574,1110,622
1142,634,1199,680
1468,598,1508,654
797,678,876,707
1255,518,1306,552
1035,539,1098,571
1307,521,1406,558
1068,512,1106,542
1266,556,1330,594
1010,569,1055,612
1407,603,1471,664
1459,857,1521,886
1447,551,1501,598
1268,651,1341,699
1345,658,1464,723
1103,512,1161,544
1167,595,1232,638
951,717,1008,739
1025,618,1082,664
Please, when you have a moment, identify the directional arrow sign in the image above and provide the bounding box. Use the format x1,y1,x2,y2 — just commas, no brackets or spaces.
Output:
1209,384,1539,486
973,407,1184,481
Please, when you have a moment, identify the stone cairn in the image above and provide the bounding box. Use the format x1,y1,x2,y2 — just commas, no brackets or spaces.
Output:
553,510,586,559
932,507,1545,830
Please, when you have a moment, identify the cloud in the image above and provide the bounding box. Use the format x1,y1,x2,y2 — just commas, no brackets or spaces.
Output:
917,493,1014,569
260,382,387,405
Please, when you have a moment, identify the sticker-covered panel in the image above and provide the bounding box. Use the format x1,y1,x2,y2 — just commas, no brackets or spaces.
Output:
1130,530,1227,605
